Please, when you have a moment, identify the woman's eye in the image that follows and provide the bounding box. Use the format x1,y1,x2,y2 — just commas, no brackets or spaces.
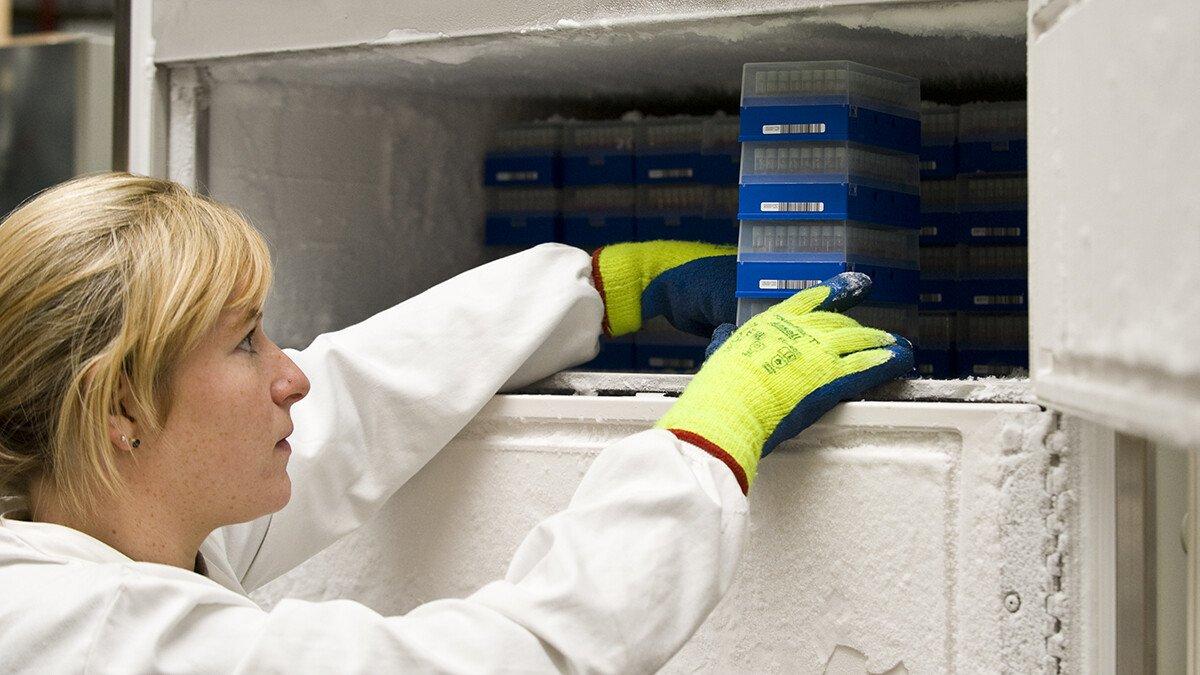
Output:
238,328,256,353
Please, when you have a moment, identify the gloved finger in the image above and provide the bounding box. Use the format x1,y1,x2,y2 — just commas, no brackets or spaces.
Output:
704,322,737,360
796,310,862,334
821,326,897,356
837,337,915,376
777,272,873,316
759,340,914,458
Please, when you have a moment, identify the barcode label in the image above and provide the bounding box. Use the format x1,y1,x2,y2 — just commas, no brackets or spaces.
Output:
971,227,1023,237
973,364,1017,376
647,168,695,179
920,293,943,303
495,171,539,182
920,226,939,236
648,357,697,369
919,160,938,171
760,201,825,213
973,294,1025,306
762,123,827,135
759,279,822,291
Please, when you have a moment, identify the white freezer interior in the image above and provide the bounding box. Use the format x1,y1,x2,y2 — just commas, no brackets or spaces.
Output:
143,0,1197,670
161,1,1027,350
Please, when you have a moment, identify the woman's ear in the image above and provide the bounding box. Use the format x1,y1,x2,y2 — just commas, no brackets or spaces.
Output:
106,376,138,451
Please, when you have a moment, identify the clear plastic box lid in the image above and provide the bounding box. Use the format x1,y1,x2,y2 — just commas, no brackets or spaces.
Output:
486,187,559,212
919,312,955,344
636,185,711,213
563,121,636,151
703,115,741,151
920,102,958,144
636,117,706,151
963,246,1027,275
561,186,635,211
735,297,918,337
740,61,920,119
740,141,919,193
920,180,958,211
919,245,961,276
709,186,739,215
491,122,563,152
738,220,918,267
958,174,1027,208
958,313,1029,347
957,101,1026,141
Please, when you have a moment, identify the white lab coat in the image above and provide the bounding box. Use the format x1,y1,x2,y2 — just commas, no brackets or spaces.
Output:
0,244,747,673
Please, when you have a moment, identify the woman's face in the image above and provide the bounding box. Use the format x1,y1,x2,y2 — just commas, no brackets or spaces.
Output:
119,306,310,530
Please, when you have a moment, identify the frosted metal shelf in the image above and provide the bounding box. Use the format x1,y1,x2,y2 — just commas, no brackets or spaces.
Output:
159,2,1026,99
517,370,1035,403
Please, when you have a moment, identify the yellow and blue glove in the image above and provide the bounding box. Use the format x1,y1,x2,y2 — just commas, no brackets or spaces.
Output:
656,272,914,494
591,240,736,338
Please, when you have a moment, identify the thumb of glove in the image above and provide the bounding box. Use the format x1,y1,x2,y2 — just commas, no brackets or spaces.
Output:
705,323,737,361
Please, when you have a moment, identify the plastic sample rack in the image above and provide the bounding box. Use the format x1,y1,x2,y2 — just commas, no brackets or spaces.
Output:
738,61,921,153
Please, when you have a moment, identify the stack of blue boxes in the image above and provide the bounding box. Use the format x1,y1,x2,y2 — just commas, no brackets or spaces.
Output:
734,61,922,342
916,101,1028,377
483,115,741,372
483,122,563,247
916,103,960,377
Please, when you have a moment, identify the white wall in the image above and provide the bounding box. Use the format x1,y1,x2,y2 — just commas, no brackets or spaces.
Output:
203,80,533,349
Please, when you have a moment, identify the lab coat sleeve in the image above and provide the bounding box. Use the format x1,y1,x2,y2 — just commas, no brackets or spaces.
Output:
219,243,605,592
96,430,748,674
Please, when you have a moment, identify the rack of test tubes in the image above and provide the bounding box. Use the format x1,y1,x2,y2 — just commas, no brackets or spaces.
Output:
734,61,922,340
916,101,1028,377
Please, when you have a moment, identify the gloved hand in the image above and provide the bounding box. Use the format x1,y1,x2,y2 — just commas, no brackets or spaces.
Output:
591,240,736,338
656,272,914,494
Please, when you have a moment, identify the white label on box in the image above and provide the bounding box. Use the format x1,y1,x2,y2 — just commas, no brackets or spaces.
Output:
495,171,539,182
761,201,824,213
762,123,827,135
647,168,694,179
760,279,821,291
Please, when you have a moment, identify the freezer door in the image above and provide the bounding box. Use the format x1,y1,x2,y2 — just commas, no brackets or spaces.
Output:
1027,0,1200,448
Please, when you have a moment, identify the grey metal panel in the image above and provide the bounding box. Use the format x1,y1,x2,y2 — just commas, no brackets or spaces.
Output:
0,40,79,217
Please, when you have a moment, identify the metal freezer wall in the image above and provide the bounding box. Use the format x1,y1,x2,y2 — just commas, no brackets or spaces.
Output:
251,396,1074,672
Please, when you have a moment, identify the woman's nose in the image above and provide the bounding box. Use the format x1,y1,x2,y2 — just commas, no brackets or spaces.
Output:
275,353,311,406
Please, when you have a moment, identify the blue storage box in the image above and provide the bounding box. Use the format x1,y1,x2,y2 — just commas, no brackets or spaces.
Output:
562,121,636,186
560,186,636,250
636,185,734,244
702,116,741,184
919,311,955,349
918,245,959,311
957,101,1027,174
573,335,636,371
919,179,958,245
957,174,1027,245
916,348,956,378
958,246,1026,311
738,61,921,154
738,141,919,226
636,117,706,184
919,103,958,179
736,220,919,305
703,186,740,242
484,188,559,246
483,122,563,187
634,317,709,373
736,297,918,340
957,349,1029,377
956,311,1029,376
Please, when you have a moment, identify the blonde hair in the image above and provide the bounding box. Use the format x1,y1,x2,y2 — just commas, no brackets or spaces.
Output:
0,172,273,518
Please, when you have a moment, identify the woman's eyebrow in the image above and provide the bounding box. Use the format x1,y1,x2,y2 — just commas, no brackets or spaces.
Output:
240,310,263,329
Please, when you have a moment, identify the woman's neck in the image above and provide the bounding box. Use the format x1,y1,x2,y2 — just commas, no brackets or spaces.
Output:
27,477,207,571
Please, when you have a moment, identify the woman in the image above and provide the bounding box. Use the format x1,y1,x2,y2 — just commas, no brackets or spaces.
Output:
0,173,910,672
